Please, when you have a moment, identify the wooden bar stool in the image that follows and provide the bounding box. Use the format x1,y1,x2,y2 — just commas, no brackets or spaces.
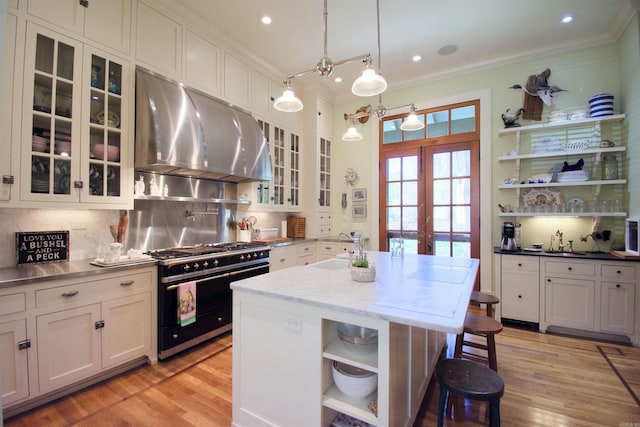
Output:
470,291,500,318
435,358,505,427
455,312,503,372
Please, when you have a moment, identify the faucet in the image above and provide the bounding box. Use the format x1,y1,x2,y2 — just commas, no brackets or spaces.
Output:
556,230,569,252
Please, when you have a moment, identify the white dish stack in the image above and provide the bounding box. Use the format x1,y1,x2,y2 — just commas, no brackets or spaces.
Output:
589,93,614,117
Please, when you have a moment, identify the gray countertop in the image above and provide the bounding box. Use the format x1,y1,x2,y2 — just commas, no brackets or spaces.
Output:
493,247,639,261
0,259,157,289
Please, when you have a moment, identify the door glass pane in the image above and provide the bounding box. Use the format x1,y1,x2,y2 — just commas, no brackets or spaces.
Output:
387,182,401,205
452,178,470,204
387,157,401,180
452,150,470,176
402,156,418,179
451,105,475,134
403,114,425,141
453,234,471,257
402,207,418,230
434,233,451,256
432,152,450,178
433,206,450,230
35,34,54,74
402,181,417,204
56,42,74,80
433,180,450,205
387,206,401,229
452,206,470,232
427,110,449,137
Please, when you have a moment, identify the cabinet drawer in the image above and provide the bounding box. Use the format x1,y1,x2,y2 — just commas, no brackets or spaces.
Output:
0,292,27,316
543,261,595,276
36,271,152,308
501,255,538,272
601,264,636,282
318,242,350,255
296,243,316,256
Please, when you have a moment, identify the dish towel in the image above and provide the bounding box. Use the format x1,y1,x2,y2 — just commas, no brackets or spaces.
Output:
177,281,196,327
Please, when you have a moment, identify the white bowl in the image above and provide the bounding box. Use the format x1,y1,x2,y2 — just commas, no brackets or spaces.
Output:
332,361,377,398
92,144,120,161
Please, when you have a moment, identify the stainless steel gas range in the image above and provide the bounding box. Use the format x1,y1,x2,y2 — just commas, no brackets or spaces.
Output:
147,242,270,360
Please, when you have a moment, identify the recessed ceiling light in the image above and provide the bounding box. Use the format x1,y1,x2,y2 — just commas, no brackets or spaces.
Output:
261,16,272,24
334,76,343,83
562,15,573,23
438,44,458,56
412,55,422,62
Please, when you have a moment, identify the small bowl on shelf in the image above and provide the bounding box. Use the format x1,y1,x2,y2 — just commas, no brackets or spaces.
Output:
92,144,120,162
337,322,378,353
331,361,377,399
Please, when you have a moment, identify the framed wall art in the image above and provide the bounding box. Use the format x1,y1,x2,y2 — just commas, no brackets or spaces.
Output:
352,205,367,218
352,188,367,202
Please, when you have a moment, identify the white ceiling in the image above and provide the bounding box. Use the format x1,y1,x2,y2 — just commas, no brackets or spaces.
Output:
166,0,635,101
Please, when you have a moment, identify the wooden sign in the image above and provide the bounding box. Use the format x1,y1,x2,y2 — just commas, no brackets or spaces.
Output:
16,231,69,265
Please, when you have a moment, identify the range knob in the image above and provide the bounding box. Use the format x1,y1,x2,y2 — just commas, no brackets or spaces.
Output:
183,264,190,272
252,252,258,259
240,255,245,261
213,259,219,266
203,261,209,268
193,262,200,269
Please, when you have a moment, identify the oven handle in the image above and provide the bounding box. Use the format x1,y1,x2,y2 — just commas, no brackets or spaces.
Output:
164,264,268,290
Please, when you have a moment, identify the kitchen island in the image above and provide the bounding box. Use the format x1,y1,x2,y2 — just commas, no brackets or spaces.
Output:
230,252,479,427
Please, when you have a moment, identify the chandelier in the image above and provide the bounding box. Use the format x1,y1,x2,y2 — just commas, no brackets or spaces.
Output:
273,0,387,112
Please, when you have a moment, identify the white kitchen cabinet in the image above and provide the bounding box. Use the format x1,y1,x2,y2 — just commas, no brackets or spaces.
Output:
1,11,18,202
600,263,636,335
1,265,156,416
296,242,317,266
269,245,297,271
18,24,131,209
251,70,286,123
135,1,183,78
238,118,302,212
497,115,627,218
544,275,596,331
0,319,29,407
184,29,221,97
223,52,251,110
27,0,132,55
36,303,103,392
317,241,351,261
500,255,539,322
302,90,335,238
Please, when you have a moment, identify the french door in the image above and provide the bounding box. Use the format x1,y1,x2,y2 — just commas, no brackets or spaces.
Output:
380,142,479,258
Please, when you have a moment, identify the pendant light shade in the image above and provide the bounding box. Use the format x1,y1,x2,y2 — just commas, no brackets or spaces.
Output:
273,81,303,112
342,120,363,141
352,61,387,97
399,105,425,131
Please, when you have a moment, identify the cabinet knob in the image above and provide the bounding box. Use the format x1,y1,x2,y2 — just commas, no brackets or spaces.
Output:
547,278,551,282
74,181,83,189
616,284,621,288
79,0,89,7
217,317,223,322
616,270,622,275
172,334,178,339
2,175,14,184
18,339,31,350
518,295,523,299
518,263,522,267
567,267,572,271
95,320,105,329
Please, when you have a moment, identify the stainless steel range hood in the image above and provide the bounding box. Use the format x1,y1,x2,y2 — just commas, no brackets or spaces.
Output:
135,68,272,183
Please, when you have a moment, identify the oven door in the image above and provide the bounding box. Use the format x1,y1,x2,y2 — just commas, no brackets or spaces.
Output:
158,263,269,359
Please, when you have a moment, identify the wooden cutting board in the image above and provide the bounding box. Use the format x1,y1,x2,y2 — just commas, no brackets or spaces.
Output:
254,238,293,244
610,250,640,259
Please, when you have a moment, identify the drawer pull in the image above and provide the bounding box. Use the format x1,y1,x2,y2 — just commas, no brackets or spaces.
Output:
324,246,331,250
280,258,286,262
120,280,135,287
18,339,31,350
62,290,79,297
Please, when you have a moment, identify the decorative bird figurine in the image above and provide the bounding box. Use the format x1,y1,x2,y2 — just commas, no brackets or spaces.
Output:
509,68,567,106
501,108,525,128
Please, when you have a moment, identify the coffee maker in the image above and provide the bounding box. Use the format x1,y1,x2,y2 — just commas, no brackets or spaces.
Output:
501,222,517,251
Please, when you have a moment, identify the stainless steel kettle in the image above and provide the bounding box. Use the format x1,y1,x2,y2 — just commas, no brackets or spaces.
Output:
501,222,517,251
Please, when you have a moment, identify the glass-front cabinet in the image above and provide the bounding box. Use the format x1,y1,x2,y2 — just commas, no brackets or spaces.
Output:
319,137,331,208
20,24,129,208
239,117,302,212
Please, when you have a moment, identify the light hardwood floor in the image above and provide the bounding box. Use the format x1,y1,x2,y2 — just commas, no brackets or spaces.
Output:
5,322,640,426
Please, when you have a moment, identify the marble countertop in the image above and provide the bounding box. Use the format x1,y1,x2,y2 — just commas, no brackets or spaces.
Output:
493,247,638,261
231,251,479,334
0,259,157,289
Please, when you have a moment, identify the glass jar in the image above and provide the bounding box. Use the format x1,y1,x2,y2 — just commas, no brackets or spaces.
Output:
602,155,618,180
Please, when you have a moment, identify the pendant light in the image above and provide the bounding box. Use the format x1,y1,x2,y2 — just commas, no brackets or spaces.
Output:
342,119,364,141
273,0,387,112
273,80,303,112
399,104,425,131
